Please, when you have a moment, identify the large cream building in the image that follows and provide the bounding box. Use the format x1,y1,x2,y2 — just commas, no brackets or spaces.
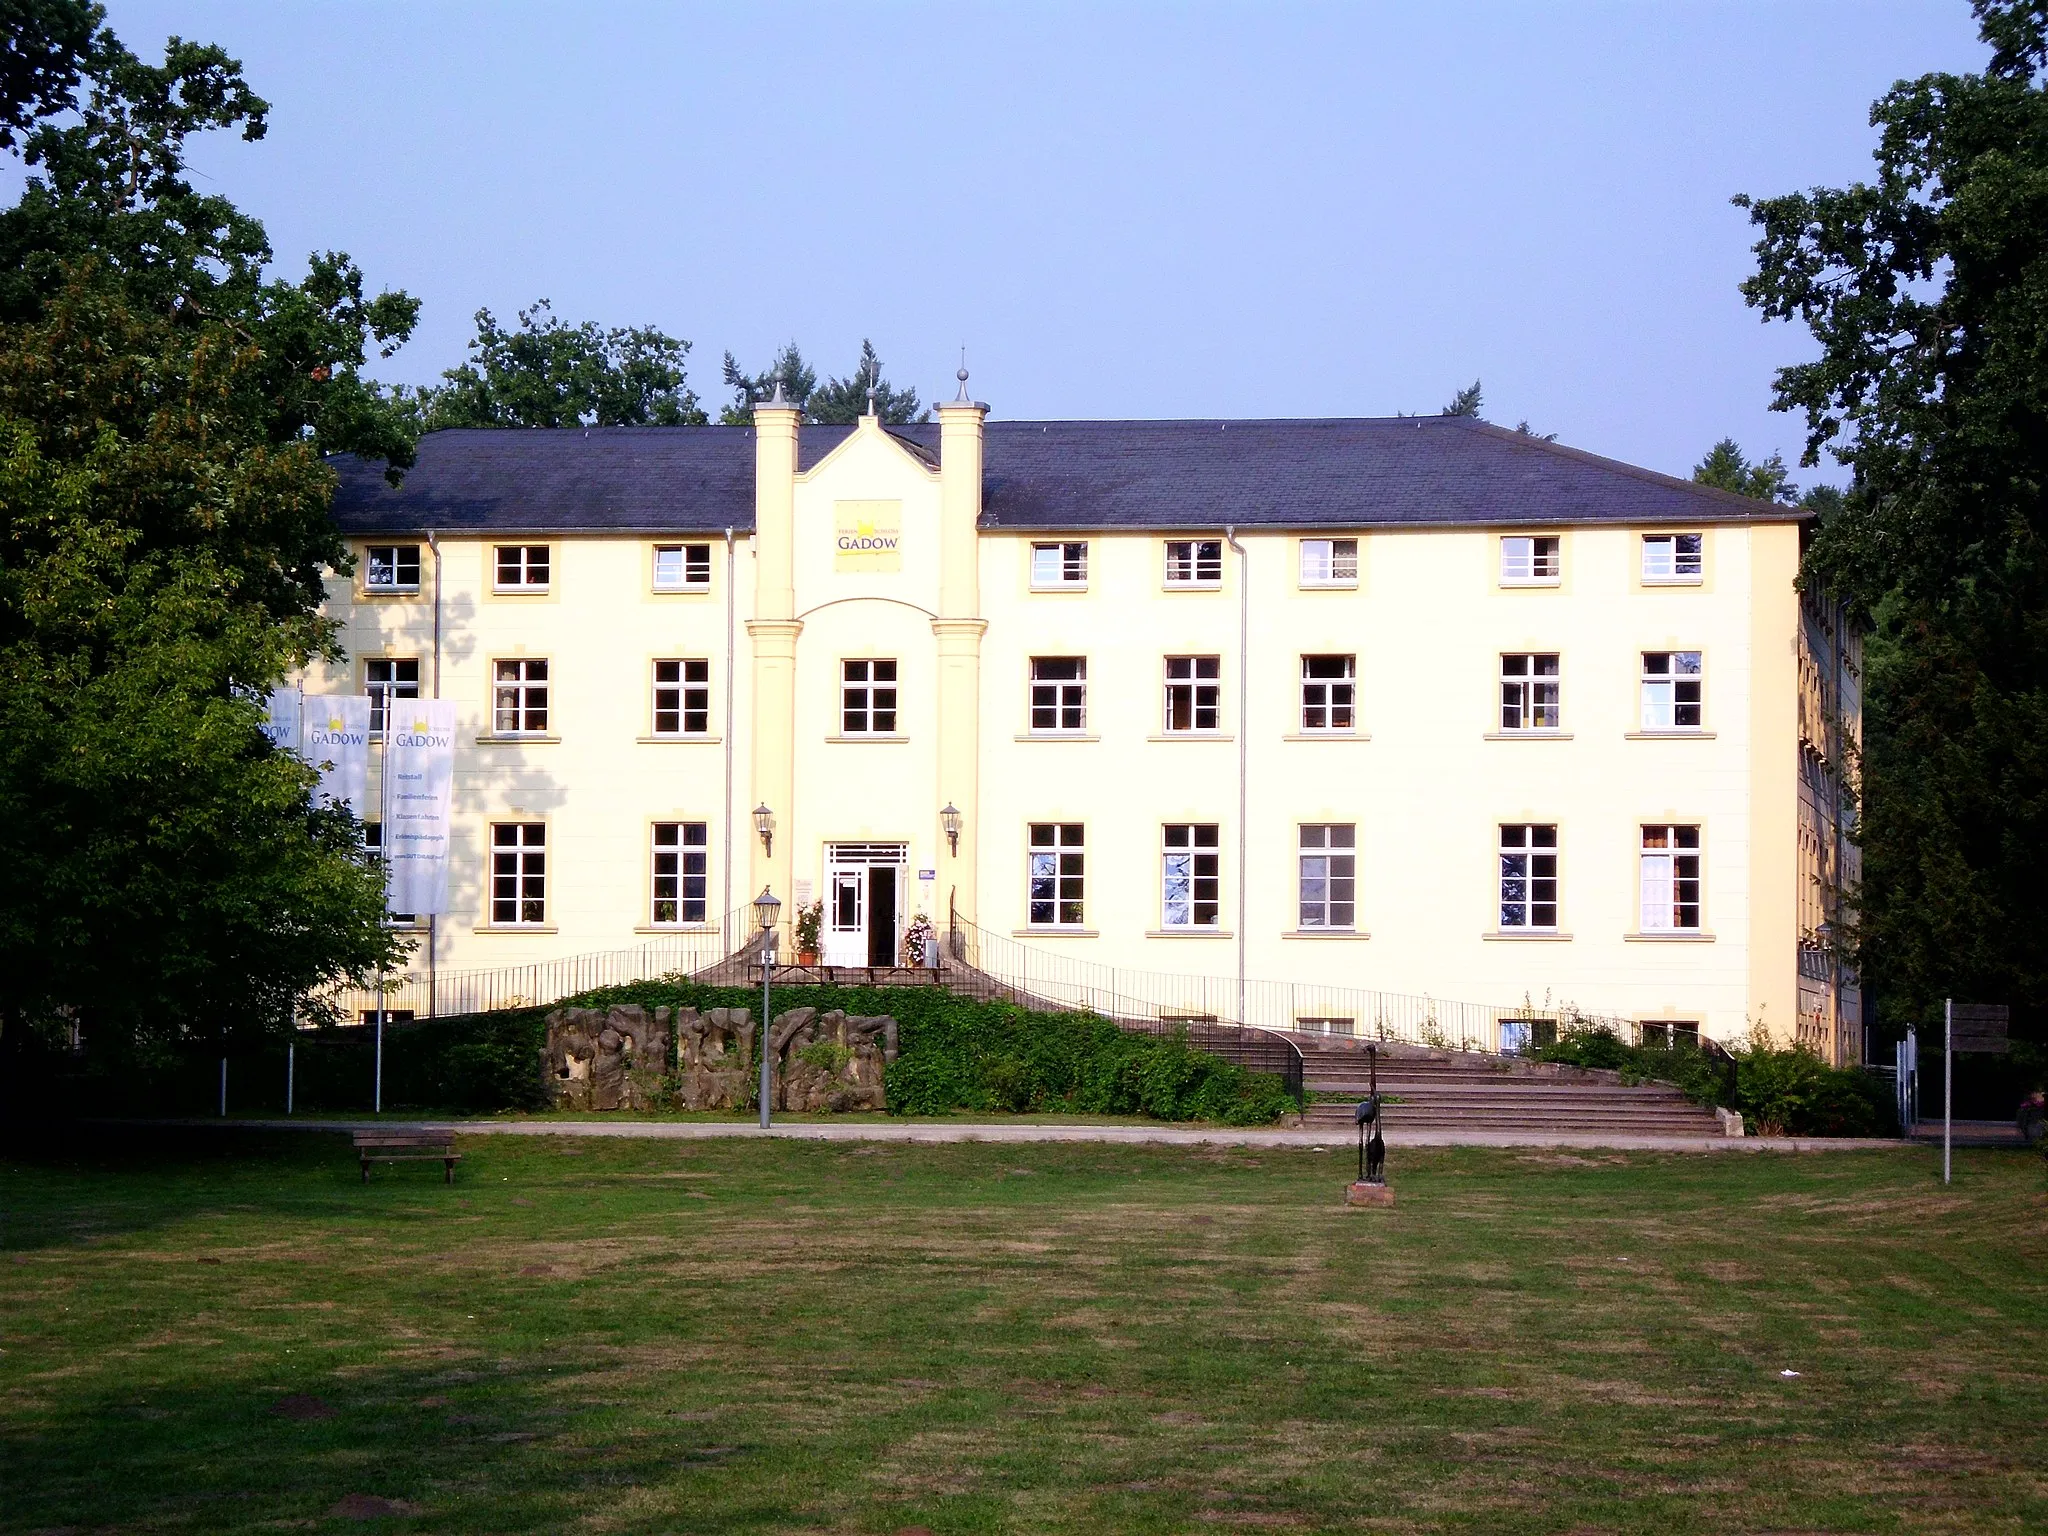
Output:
316,387,1861,1060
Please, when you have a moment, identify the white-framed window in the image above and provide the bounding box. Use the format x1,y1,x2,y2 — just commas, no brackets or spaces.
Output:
1162,823,1221,927
1296,1016,1357,1036
1300,655,1355,732
364,657,420,736
651,821,708,925
653,543,712,591
362,822,416,925
1029,657,1087,732
1299,538,1358,587
1164,538,1223,586
1298,824,1356,929
1641,651,1703,730
1500,653,1561,730
1164,655,1221,733
653,659,710,736
492,658,549,734
364,544,420,592
1027,822,1085,926
1030,541,1088,588
494,544,551,590
1499,824,1559,930
1642,532,1704,583
840,659,898,734
1500,535,1561,583
1640,824,1702,931
490,822,546,925
1498,1016,1556,1054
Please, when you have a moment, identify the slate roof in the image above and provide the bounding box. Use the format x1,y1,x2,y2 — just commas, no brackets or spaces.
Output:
327,417,1793,536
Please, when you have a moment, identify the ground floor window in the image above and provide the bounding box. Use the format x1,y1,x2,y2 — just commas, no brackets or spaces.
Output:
490,822,546,925
651,822,708,924
1298,824,1356,928
1640,824,1702,930
1498,1017,1557,1054
1027,822,1085,926
1162,823,1221,927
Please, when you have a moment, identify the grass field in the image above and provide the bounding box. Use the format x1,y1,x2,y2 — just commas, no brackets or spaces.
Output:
2,1132,2043,1534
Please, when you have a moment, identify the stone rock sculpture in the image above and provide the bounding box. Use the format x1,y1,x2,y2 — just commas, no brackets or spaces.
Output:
544,1004,671,1111
671,1006,757,1111
769,1007,898,1113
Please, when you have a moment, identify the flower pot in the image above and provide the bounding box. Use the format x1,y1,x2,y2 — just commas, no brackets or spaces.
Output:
798,949,819,967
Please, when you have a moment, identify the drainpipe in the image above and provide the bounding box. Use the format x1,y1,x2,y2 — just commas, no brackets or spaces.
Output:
723,527,737,952
426,528,442,1019
1223,525,1248,1028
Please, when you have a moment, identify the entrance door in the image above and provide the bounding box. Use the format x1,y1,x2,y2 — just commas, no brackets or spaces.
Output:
822,844,908,967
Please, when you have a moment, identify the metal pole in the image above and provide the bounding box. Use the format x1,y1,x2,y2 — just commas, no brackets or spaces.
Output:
374,716,394,1116
1943,997,1952,1186
219,1056,227,1117
758,925,774,1130
286,1041,295,1116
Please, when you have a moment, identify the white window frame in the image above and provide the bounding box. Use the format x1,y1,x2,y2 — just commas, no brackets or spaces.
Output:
1500,653,1562,731
1498,823,1559,931
1164,538,1223,587
840,659,898,734
1639,824,1702,932
653,543,712,592
1298,824,1357,929
489,822,547,926
364,544,420,593
1640,651,1704,731
1500,535,1562,586
364,656,420,737
1030,541,1088,589
1163,655,1221,733
1299,655,1356,733
492,658,549,735
1161,823,1222,928
1029,657,1087,733
1642,532,1704,584
653,659,710,736
1026,822,1085,927
1299,537,1359,588
494,544,551,591
651,821,709,926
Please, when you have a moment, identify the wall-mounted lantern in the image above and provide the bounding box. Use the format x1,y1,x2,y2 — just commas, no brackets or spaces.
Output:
941,802,962,857
754,802,774,857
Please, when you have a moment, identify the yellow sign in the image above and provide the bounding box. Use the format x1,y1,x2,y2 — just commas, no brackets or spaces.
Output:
834,500,902,572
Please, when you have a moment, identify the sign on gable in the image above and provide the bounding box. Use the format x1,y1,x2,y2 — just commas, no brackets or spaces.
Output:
834,500,902,573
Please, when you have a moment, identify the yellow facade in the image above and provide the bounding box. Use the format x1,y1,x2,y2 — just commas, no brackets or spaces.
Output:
311,405,1857,1055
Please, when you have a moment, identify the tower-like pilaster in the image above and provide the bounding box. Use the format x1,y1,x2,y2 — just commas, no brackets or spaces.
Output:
748,392,802,926
934,374,988,933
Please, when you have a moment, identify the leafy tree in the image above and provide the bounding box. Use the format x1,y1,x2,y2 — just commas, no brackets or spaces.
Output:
1692,438,1798,502
1440,379,1483,417
0,0,97,145
719,339,924,425
0,9,413,1062
412,299,706,428
1736,0,2048,1026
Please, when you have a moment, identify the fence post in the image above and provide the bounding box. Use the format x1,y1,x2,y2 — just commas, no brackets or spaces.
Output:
218,1056,227,1117
286,1041,294,1116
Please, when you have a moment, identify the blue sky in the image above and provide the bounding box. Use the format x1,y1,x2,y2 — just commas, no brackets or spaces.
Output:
99,1,1986,484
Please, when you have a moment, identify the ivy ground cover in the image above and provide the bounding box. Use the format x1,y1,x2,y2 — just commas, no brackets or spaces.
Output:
2,1133,2043,1533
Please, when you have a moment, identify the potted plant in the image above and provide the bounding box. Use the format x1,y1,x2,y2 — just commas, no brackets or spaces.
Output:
794,900,824,966
903,911,937,968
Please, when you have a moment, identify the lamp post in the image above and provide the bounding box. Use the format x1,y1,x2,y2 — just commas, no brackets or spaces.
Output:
940,802,962,857
754,885,781,1130
754,802,774,857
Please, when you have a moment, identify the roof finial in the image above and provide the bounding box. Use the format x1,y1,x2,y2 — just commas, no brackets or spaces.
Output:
954,346,971,403
767,376,787,408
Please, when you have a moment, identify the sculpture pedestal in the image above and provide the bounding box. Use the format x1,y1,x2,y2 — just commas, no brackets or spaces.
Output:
1345,1181,1395,1208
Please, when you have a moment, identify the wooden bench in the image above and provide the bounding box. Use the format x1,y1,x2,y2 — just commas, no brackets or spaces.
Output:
353,1129,460,1184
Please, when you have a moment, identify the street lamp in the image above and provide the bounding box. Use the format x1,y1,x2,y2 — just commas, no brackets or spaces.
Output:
940,802,962,857
753,803,774,857
754,885,781,1129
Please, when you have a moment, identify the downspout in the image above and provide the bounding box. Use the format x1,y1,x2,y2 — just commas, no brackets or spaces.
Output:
723,527,737,953
426,528,442,1018
1223,525,1248,1028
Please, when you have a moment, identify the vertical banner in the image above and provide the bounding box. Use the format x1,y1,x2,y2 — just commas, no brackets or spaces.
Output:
383,699,457,916
302,695,371,812
261,687,301,754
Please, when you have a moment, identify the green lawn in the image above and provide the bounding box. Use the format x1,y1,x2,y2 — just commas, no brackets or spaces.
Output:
2,1132,2043,1534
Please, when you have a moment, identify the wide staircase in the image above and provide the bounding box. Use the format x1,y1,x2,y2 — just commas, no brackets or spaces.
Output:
1294,1036,1729,1138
